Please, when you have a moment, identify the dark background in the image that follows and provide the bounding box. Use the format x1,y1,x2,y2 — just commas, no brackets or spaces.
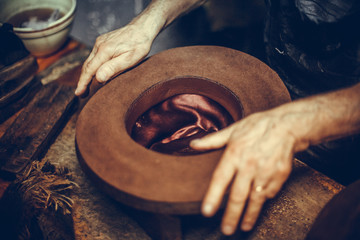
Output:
69,0,266,60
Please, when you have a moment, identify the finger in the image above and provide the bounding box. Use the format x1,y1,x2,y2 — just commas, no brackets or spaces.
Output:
263,162,292,199
85,46,98,66
85,48,113,83
240,185,267,232
96,50,145,81
202,152,237,218
190,124,235,150
75,48,98,96
240,158,292,232
83,47,97,71
221,173,252,235
76,47,112,95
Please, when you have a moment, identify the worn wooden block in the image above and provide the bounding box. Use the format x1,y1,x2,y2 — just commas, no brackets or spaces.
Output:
0,55,38,106
0,55,40,123
0,82,78,178
0,48,90,179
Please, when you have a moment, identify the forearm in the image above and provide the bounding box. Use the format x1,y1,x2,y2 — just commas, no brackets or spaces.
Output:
130,0,207,40
272,83,360,152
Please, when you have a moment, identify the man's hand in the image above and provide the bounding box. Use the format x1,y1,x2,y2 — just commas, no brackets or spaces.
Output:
75,24,153,97
191,111,297,235
191,82,360,235
75,0,207,97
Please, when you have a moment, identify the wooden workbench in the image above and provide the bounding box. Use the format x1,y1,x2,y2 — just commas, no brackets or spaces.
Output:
0,39,344,240
0,39,85,195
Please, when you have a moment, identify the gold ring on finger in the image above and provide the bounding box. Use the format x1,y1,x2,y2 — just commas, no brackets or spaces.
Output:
255,186,263,192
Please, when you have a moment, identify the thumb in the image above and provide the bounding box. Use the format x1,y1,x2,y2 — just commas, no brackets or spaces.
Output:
95,56,126,82
96,51,142,82
190,125,235,150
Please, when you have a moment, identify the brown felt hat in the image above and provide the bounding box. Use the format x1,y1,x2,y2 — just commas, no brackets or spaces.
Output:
75,46,291,214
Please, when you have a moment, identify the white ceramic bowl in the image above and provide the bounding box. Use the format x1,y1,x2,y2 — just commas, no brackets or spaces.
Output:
0,0,76,57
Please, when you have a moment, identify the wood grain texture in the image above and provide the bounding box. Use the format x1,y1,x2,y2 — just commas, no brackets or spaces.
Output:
0,55,40,123
0,48,89,179
0,82,78,178
0,55,38,107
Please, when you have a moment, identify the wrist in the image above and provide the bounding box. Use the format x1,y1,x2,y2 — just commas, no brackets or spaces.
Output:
271,83,360,152
265,106,311,153
130,0,206,42
130,8,165,43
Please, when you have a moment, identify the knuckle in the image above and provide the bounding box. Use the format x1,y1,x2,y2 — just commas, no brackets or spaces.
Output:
94,36,104,46
97,43,113,54
81,61,91,74
124,51,136,62
228,195,246,206
97,43,107,53
227,144,239,155
245,159,256,169
277,164,291,179
256,174,268,184
85,60,97,74
250,192,266,203
84,60,92,70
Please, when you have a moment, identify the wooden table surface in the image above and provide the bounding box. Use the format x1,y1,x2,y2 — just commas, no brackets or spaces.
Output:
0,39,345,240
0,39,83,138
0,38,85,197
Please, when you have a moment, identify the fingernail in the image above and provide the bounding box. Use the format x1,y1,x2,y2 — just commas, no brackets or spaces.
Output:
202,203,213,216
241,223,253,232
74,88,80,95
222,225,234,235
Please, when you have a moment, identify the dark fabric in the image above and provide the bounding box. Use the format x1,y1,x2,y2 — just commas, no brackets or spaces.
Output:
0,23,29,69
264,3,360,238
295,0,355,23
131,94,233,155
264,0,360,99
264,0,360,185
305,179,360,240
295,135,360,185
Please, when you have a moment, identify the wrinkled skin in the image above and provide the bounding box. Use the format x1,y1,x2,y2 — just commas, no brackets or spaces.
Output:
75,0,206,97
191,83,360,235
191,111,296,234
75,24,152,96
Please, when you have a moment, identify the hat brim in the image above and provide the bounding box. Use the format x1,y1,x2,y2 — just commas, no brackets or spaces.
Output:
75,46,291,214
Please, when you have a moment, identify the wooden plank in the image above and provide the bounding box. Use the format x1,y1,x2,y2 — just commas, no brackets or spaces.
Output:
0,48,90,179
0,55,38,107
0,78,41,124
0,82,78,179
0,55,40,123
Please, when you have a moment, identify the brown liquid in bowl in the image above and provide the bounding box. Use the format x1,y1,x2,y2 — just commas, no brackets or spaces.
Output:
7,8,64,28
